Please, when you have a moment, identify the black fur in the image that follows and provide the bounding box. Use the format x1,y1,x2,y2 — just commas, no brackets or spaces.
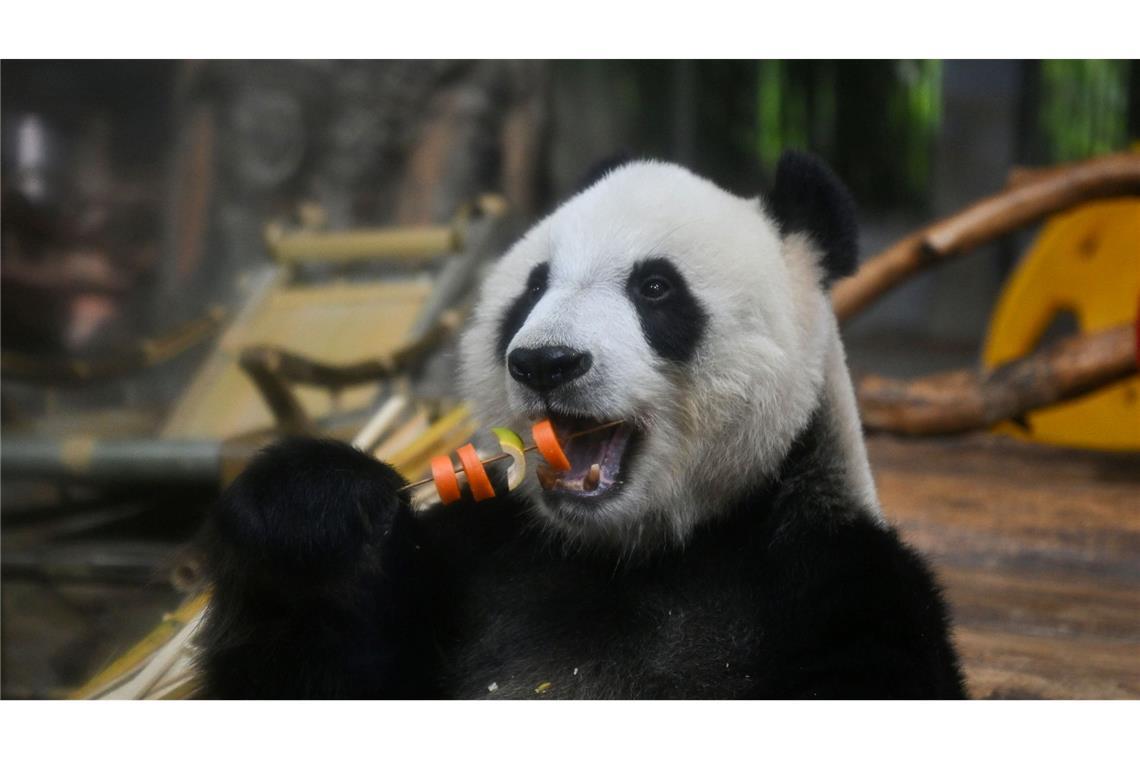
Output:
768,151,860,285
199,403,965,699
626,257,708,364
198,438,431,698
496,262,550,360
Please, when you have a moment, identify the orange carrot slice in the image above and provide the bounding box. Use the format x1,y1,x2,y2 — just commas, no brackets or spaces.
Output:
532,419,571,472
430,454,462,505
457,443,496,502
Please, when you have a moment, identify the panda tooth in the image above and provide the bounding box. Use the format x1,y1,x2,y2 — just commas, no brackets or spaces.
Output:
537,467,557,491
584,463,601,491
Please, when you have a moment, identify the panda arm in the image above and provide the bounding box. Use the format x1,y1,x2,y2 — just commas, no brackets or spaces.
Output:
761,516,966,699
197,437,440,698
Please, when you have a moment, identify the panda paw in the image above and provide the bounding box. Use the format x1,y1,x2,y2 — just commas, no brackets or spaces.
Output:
206,437,411,587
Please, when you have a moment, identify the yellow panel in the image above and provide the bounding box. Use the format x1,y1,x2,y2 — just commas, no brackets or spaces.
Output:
163,277,433,439
983,199,1140,450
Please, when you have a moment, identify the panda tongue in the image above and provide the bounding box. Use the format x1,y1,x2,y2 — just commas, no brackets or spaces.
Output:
560,423,611,477
547,420,629,492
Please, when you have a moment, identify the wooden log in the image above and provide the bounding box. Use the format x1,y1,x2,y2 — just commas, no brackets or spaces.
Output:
1005,163,1069,190
265,225,460,266
857,323,1137,435
832,152,1140,322
831,230,928,322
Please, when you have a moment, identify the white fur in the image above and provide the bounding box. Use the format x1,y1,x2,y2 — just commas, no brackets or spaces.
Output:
782,234,882,522
460,161,880,548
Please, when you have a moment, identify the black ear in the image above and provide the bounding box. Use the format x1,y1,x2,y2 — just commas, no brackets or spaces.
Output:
573,150,635,195
768,151,859,285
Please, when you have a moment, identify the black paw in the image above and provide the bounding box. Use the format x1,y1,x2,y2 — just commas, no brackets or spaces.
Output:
207,437,410,583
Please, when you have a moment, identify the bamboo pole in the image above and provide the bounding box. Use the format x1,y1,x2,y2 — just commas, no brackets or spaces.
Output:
266,225,460,266
351,395,408,453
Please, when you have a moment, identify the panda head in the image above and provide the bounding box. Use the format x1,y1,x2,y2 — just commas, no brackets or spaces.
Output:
460,151,864,550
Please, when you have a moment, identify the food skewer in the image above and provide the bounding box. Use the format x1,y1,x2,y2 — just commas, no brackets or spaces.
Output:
398,419,623,494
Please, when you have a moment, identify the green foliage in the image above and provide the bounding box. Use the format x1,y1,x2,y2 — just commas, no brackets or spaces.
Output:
755,60,942,211
1039,60,1130,161
551,60,1135,214
895,60,942,201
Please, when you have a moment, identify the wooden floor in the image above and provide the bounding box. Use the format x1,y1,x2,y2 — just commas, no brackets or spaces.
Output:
869,432,1140,699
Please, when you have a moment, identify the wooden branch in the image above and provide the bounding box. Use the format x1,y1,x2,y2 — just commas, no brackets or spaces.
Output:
832,152,1140,322
240,309,460,392
237,310,462,431
1005,163,1069,190
857,324,1137,436
236,350,312,434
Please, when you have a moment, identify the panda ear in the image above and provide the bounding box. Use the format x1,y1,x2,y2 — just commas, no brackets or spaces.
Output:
767,150,859,285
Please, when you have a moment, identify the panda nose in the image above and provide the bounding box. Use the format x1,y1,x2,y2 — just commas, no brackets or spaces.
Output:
508,345,593,393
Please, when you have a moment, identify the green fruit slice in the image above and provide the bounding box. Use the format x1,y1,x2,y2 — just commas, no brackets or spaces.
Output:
491,426,527,491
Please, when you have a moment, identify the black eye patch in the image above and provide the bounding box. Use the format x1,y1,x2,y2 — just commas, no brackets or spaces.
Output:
626,257,707,363
496,262,550,360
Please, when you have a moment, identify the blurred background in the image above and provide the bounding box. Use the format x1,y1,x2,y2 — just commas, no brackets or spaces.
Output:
2,60,1138,699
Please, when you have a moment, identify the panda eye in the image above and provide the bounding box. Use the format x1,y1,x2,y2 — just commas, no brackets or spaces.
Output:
526,265,549,295
639,275,672,301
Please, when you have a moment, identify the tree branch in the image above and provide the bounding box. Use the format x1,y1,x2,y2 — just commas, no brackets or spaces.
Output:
857,324,1137,435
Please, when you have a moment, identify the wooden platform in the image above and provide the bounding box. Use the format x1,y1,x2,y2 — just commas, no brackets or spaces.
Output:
869,432,1140,699
5,430,1137,699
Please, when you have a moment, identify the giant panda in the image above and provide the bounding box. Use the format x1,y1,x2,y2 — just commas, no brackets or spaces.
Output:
199,151,966,699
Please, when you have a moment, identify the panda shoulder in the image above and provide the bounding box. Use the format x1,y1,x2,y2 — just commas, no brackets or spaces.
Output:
768,508,954,634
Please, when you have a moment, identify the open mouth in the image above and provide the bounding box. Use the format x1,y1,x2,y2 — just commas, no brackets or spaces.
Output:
536,415,635,500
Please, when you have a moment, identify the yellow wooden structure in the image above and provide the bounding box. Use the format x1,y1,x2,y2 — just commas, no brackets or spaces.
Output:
162,273,435,439
983,198,1140,450
73,204,504,698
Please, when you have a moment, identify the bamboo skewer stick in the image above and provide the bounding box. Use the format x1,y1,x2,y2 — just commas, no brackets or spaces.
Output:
101,610,204,700
397,420,624,492
352,395,408,452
